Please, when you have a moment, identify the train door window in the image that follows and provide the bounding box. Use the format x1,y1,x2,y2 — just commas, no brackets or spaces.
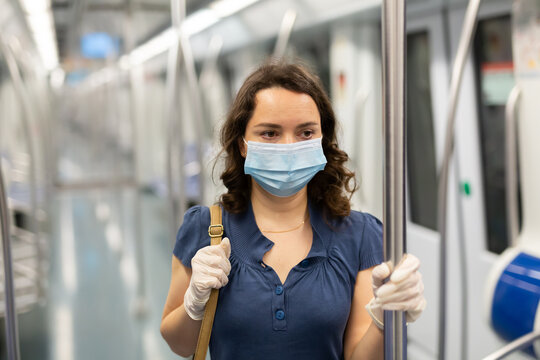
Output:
473,15,519,254
406,31,438,231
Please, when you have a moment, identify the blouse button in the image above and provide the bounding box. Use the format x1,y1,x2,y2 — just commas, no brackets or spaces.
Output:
275,310,285,320
275,285,283,295
300,259,309,268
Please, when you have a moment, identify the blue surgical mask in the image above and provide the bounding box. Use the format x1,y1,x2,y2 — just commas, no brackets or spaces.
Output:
243,137,327,197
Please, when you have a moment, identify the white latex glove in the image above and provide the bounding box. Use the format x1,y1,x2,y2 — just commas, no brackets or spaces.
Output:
183,238,231,321
365,254,426,330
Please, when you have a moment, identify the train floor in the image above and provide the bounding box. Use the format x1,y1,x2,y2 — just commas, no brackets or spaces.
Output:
7,188,187,360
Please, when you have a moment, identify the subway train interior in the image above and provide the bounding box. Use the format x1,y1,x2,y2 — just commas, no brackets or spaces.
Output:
0,0,539,359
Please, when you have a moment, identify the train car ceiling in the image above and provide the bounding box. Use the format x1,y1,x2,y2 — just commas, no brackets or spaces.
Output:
11,0,388,74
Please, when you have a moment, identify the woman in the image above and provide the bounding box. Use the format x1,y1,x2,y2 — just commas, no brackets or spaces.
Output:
160,62,426,359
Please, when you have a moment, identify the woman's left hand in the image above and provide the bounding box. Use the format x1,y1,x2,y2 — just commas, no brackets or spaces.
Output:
365,254,426,329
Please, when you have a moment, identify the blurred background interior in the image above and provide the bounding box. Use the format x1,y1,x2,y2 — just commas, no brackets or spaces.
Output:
0,0,539,359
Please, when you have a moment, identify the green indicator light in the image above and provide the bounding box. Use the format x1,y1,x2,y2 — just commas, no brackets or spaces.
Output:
461,182,471,196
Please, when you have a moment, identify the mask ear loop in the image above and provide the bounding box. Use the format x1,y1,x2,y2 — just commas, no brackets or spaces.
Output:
241,138,248,157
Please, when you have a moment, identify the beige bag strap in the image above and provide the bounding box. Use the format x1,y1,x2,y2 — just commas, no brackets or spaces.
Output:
193,205,223,360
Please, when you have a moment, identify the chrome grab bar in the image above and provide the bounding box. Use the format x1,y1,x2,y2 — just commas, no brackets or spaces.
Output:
125,8,148,317
179,30,207,204
381,0,406,358
482,330,540,360
0,37,43,301
167,0,206,229
165,39,185,241
166,0,188,240
273,9,297,59
0,161,21,360
199,35,224,137
437,0,482,358
353,90,369,205
505,86,521,247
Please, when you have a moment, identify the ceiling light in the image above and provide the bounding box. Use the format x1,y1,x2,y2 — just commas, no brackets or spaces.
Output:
181,9,219,36
19,0,50,14
33,30,58,70
118,0,260,68
27,12,54,33
210,0,260,18
129,27,176,65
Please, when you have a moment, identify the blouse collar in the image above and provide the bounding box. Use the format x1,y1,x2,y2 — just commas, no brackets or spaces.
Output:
224,199,331,266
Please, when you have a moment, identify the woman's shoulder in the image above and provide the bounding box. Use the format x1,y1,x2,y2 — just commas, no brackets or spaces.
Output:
349,209,382,224
328,210,383,271
332,209,382,235
172,205,212,267
185,204,211,214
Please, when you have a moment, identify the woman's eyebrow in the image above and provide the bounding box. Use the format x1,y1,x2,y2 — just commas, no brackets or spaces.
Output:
253,123,282,129
296,122,320,128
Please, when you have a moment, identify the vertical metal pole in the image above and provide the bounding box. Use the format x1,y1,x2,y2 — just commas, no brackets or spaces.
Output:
125,1,148,316
0,38,42,300
381,0,407,359
167,0,187,240
179,31,206,205
199,35,223,133
0,165,21,360
172,0,208,206
505,86,520,247
165,40,183,242
273,9,297,59
437,1,482,358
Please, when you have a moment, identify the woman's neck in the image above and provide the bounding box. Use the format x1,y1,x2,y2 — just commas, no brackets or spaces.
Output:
250,180,308,229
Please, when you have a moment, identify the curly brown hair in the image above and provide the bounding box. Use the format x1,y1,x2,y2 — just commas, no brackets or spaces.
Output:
218,61,357,219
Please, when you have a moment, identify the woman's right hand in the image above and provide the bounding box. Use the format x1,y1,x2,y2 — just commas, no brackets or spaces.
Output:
183,238,231,321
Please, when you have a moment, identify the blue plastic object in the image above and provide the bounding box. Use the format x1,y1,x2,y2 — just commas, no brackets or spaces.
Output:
80,32,119,59
492,252,540,357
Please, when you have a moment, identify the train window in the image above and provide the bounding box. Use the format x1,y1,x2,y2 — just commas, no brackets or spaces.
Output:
473,15,520,254
406,31,438,231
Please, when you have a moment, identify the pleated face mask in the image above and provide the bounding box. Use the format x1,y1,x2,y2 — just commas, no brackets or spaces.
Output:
243,137,327,197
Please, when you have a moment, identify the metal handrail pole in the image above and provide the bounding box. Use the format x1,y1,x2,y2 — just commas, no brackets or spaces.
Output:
353,90,369,205
505,86,521,247
166,0,187,239
199,36,223,86
273,9,297,59
482,330,540,360
199,35,223,138
179,30,206,205
381,0,407,359
437,0,482,358
0,163,21,360
171,0,185,28
353,90,369,167
165,39,181,241
0,37,42,300
124,4,148,316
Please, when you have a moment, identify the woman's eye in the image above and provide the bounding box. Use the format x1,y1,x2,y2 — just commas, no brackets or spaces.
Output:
300,130,314,139
261,131,277,138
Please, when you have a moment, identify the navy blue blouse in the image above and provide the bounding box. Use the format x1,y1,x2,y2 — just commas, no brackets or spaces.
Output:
173,201,383,360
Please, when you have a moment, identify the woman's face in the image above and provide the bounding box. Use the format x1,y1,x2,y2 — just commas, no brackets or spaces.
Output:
242,87,322,149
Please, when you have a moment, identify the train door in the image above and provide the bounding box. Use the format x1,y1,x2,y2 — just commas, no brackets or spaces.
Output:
448,1,531,359
404,10,466,360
